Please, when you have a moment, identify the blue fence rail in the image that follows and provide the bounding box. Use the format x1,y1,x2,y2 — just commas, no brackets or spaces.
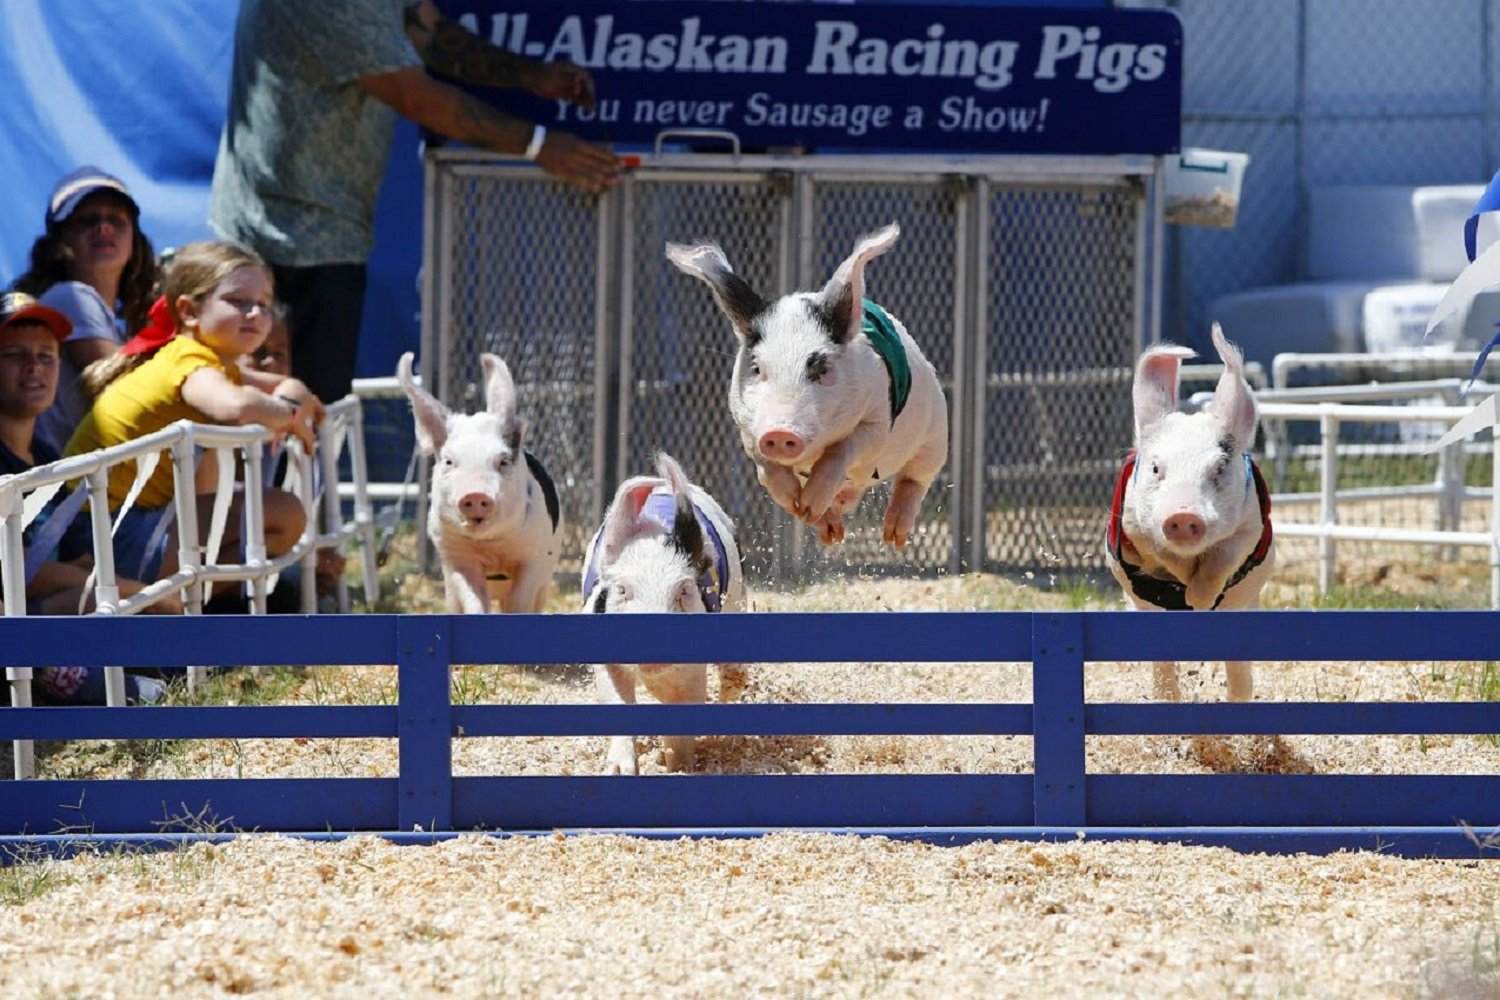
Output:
2,611,1500,858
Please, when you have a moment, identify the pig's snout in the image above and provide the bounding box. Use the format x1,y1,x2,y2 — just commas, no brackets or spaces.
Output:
1162,511,1206,546
758,429,806,462
458,492,495,524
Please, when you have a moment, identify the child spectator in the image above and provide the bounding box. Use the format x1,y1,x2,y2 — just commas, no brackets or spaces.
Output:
241,308,348,610
12,167,159,454
0,291,170,704
65,241,321,592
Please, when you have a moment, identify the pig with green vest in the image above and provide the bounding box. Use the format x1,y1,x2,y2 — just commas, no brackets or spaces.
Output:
667,223,948,547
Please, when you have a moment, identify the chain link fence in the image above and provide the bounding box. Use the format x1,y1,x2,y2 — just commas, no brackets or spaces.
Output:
976,180,1143,573
425,153,1160,585
1155,0,1500,356
424,168,605,567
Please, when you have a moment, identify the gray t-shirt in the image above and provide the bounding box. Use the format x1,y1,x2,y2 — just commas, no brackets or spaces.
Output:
35,281,122,454
209,0,422,267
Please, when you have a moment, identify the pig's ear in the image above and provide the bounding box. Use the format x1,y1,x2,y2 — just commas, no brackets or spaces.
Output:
480,353,520,433
600,475,661,566
665,241,766,340
1132,343,1195,441
657,452,710,573
1209,324,1258,451
397,351,448,455
818,222,900,345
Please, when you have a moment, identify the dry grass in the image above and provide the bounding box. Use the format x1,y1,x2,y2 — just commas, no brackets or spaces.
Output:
6,531,1500,997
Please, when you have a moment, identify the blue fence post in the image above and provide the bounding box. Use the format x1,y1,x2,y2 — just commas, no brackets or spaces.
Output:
1032,612,1086,827
398,615,453,832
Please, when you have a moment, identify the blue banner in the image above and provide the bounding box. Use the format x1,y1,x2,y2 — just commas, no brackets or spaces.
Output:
446,1,1182,155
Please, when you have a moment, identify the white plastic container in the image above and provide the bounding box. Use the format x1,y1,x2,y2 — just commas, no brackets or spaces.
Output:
1164,148,1250,229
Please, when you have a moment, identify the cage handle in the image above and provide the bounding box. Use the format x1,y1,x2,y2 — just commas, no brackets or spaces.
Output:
653,129,742,158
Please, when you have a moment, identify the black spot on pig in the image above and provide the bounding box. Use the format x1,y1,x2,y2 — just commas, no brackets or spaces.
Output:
525,452,561,532
716,271,767,346
806,297,855,346
805,352,831,383
669,498,713,578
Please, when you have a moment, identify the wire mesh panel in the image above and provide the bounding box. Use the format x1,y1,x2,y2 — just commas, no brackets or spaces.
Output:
429,154,1160,585
436,168,602,563
802,178,964,575
978,182,1142,574
1160,0,1499,348
620,175,790,578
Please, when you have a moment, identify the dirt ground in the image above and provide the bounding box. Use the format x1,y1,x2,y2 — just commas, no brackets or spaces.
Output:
5,538,1500,998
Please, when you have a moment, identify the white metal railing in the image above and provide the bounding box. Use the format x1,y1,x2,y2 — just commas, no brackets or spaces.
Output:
0,395,379,779
1271,350,1500,391
1246,400,1500,607
348,376,419,504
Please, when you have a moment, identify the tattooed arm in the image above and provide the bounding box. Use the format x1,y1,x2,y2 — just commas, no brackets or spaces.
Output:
401,0,595,108
358,67,619,192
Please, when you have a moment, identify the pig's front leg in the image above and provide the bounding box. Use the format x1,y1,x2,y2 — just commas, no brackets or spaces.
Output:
595,664,639,775
503,562,549,614
800,422,884,522
1184,520,1262,610
756,460,802,516
443,563,490,614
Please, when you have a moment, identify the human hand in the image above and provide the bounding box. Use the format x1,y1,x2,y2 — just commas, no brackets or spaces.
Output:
274,378,326,425
523,61,596,110
268,391,318,453
535,131,621,193
315,549,347,595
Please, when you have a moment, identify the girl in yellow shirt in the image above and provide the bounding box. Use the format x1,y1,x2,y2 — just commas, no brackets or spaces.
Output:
66,241,319,583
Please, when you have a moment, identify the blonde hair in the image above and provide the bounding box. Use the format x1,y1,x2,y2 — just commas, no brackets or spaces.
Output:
81,240,272,400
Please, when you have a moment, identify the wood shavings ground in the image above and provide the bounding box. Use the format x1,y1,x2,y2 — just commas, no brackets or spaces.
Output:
6,557,1500,997
3,834,1498,998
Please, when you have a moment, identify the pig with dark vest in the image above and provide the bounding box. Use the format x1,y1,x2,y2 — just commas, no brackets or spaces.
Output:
1106,325,1274,701
397,351,562,614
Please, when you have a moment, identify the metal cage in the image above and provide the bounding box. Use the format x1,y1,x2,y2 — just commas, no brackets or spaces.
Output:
422,151,1162,585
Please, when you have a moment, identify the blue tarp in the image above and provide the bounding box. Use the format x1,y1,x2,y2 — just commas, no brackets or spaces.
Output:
0,0,422,377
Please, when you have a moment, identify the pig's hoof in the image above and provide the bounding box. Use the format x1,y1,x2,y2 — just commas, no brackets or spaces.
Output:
816,512,846,545
882,522,909,547
603,755,638,776
661,745,695,773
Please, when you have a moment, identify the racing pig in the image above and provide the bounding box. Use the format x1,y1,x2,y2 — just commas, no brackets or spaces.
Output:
582,452,748,775
397,351,562,613
1105,324,1274,701
666,223,948,548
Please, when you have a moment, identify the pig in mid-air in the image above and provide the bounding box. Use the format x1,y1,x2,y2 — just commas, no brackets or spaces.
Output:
1105,324,1274,701
666,223,948,547
582,452,748,775
397,351,562,613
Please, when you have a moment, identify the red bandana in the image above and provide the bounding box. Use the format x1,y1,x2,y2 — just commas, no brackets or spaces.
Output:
119,295,176,356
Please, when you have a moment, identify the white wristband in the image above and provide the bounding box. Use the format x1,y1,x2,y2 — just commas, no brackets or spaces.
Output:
523,124,547,161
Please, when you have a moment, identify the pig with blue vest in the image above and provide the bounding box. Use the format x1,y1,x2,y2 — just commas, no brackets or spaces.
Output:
397,351,562,614
582,452,747,775
666,223,948,548
1105,324,1275,702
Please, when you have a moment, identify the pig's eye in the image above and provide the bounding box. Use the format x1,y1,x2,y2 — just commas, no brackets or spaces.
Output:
747,359,763,379
440,454,455,468
1150,461,1162,477
806,353,832,384
611,581,629,602
497,455,513,471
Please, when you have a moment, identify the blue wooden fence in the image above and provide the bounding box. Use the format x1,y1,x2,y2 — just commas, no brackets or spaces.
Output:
2,611,1500,858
